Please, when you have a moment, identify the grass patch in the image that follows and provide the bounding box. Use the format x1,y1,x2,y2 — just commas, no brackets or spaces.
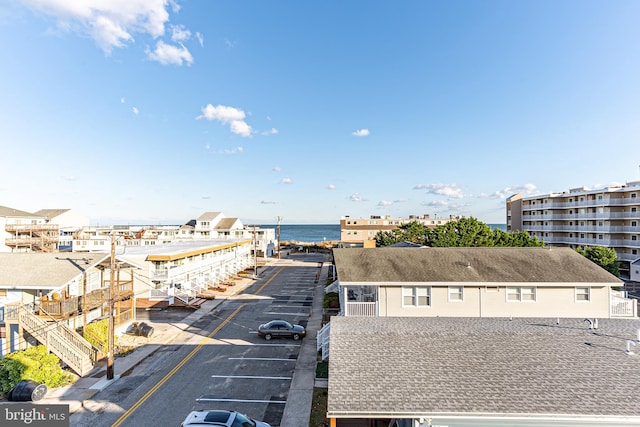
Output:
309,387,328,427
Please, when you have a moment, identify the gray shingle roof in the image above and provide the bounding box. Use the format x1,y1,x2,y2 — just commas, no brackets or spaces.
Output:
333,247,622,284
0,253,108,288
197,212,222,221
0,205,39,218
328,316,640,420
33,208,70,219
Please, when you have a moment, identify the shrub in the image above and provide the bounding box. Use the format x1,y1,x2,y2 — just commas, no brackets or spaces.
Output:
84,318,113,353
323,292,339,309
0,345,74,395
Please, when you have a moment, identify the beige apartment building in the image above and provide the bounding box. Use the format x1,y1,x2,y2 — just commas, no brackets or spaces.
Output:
506,181,640,281
340,214,461,247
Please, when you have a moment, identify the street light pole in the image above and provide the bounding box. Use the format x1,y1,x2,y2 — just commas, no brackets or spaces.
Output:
107,232,115,380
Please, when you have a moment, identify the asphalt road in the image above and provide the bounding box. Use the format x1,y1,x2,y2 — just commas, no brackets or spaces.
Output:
70,253,325,427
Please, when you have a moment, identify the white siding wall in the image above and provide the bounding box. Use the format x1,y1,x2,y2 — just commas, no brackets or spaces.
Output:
379,283,611,318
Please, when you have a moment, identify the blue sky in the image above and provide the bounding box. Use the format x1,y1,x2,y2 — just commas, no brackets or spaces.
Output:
1,1,639,225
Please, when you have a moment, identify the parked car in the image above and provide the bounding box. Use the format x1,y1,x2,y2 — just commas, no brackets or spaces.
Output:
257,320,306,340
180,410,271,427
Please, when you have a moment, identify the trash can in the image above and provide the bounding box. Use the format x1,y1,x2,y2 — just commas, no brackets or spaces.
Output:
137,322,154,338
8,380,48,402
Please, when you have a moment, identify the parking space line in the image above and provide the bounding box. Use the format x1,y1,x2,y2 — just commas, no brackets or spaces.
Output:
197,398,287,404
211,375,292,380
264,311,309,316
228,357,296,362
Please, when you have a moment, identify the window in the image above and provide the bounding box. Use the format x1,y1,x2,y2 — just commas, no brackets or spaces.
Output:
632,236,637,241
448,286,463,301
632,221,638,227
632,207,637,213
507,287,536,302
402,287,430,307
576,287,590,302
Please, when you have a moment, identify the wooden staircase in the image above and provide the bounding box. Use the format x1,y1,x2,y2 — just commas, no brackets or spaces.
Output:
6,304,97,376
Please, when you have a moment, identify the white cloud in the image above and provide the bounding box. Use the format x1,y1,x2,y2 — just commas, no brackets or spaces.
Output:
261,128,279,136
120,97,125,104
195,32,204,47
222,146,243,154
326,184,336,190
230,120,252,137
204,143,210,150
378,200,393,207
352,128,370,137
146,40,193,66
201,195,210,199
197,104,253,137
280,178,293,184
423,200,449,207
19,0,173,54
272,167,281,172
170,24,190,42
349,193,366,202
485,183,539,200
61,175,77,181
224,37,237,49
132,107,139,115
414,183,463,198
261,200,277,204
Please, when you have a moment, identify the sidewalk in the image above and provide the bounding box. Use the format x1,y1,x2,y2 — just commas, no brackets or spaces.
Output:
38,253,328,426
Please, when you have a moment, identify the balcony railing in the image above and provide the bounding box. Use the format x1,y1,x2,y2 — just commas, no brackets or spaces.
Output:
611,294,638,318
345,302,378,316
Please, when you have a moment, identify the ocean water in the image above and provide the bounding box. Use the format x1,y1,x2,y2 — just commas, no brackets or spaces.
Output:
261,223,507,243
260,224,340,243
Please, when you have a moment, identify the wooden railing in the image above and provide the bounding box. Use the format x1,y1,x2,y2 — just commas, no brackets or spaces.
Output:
39,297,80,317
11,304,96,376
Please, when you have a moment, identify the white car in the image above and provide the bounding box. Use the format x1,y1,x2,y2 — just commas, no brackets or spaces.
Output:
180,410,271,427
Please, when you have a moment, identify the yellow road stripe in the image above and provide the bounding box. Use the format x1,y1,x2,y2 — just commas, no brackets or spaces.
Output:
255,266,284,295
111,303,246,427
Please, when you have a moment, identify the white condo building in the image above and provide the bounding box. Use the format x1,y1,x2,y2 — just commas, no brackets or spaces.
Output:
506,181,640,282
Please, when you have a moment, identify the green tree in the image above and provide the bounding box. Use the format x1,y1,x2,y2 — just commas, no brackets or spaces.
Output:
374,221,429,246
576,246,620,277
426,217,494,247
376,217,543,248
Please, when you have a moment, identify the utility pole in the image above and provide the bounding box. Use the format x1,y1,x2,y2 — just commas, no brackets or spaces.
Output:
276,216,282,259
107,233,115,380
253,224,258,278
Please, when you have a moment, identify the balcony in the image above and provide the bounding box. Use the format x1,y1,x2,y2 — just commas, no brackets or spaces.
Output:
522,197,640,211
345,302,378,316
36,281,134,319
